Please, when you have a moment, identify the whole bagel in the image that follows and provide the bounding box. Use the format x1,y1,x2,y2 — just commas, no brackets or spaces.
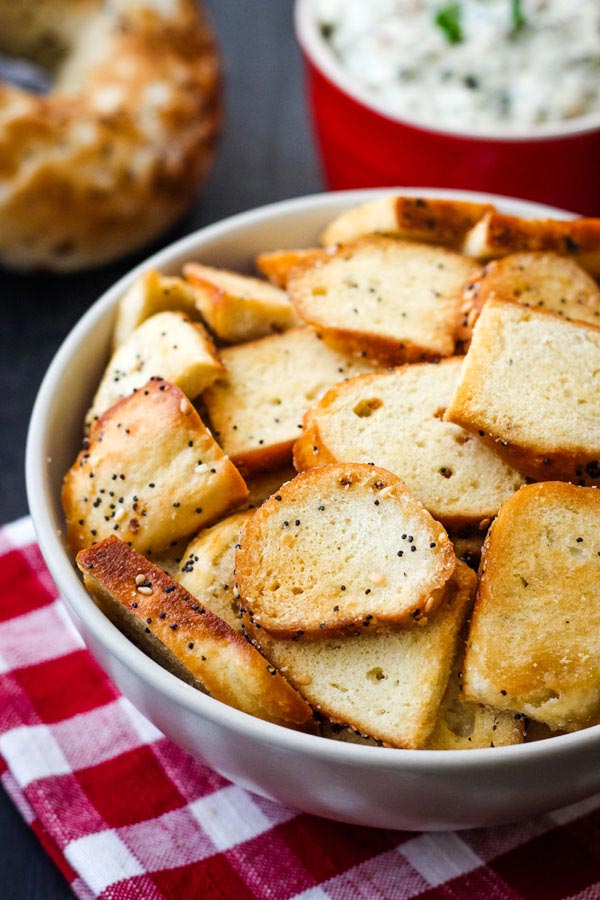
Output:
0,0,220,271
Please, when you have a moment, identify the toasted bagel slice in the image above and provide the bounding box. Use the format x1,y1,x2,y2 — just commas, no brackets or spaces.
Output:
294,359,525,528
202,328,372,476
235,464,454,639
245,560,475,749
184,262,301,343
459,252,600,342
445,299,600,483
112,270,200,349
87,312,224,430
77,538,314,730
462,211,600,276
63,378,248,556
425,640,525,750
288,237,475,365
463,482,600,732
177,511,252,633
321,196,494,249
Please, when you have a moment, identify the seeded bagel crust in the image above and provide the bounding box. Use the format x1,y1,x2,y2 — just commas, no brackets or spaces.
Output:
77,537,315,730
177,511,253,633
63,378,248,556
235,464,454,639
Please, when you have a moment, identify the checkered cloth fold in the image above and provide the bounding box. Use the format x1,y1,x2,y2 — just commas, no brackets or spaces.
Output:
2,517,600,899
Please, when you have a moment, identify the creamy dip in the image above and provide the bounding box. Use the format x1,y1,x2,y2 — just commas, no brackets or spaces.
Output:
315,0,600,133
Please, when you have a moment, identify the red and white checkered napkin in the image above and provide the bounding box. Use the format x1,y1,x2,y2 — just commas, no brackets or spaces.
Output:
3,519,600,900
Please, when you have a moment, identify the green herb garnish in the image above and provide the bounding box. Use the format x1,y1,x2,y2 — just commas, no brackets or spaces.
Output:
511,0,526,31
435,4,463,45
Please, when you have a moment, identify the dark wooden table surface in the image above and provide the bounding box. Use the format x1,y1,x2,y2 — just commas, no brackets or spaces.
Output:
0,1,322,895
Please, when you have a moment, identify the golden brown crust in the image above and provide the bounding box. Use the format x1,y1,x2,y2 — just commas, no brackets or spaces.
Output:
463,212,600,275
292,406,338,473
307,328,436,368
255,249,326,287
320,196,495,249
62,377,248,555
0,0,220,271
77,537,315,729
393,198,496,249
463,482,600,731
235,464,455,639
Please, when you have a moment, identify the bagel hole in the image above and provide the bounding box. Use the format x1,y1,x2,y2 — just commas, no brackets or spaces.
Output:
0,52,53,94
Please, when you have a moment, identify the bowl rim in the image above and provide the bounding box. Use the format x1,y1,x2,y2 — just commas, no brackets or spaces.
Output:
26,186,600,773
294,0,600,144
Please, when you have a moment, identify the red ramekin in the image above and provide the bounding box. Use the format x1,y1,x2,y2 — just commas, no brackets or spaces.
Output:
295,0,600,215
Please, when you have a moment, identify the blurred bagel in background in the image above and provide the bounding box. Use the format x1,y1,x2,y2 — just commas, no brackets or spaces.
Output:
0,0,220,271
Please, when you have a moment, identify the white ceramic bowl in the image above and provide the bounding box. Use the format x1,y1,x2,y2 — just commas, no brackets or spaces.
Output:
26,188,600,831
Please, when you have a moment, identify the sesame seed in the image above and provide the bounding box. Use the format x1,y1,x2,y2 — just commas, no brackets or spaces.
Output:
137,585,153,595
179,398,192,415
170,623,178,630
135,573,146,585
